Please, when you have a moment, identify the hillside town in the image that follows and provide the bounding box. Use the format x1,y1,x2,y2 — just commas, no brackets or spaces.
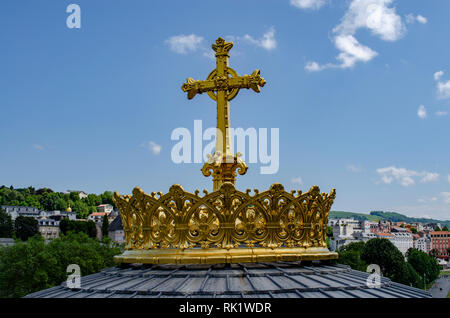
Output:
328,217,450,267
2,196,448,269
0,190,125,245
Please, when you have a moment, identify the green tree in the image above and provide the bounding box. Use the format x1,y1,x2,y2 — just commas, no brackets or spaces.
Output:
337,241,367,272
0,233,122,298
72,200,89,219
406,262,422,288
0,208,13,238
435,226,441,231
411,228,417,234
407,248,440,287
0,236,57,298
59,219,97,239
101,191,114,206
101,214,109,238
326,226,333,237
86,193,101,207
44,232,121,285
14,216,39,241
361,238,409,285
69,192,80,202
429,249,440,259
442,225,449,231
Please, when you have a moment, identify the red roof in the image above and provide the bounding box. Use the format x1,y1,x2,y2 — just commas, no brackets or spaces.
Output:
430,231,450,236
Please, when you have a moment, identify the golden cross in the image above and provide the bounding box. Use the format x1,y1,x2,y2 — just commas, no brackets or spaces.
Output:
182,37,266,191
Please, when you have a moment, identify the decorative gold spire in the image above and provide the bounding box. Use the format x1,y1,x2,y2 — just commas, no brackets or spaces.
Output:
181,37,266,191
113,37,338,265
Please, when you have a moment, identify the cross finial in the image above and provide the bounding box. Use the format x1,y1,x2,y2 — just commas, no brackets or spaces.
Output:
181,37,266,191
212,37,233,57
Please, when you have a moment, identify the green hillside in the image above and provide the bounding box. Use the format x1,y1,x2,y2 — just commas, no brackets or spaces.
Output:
330,211,380,222
330,210,450,227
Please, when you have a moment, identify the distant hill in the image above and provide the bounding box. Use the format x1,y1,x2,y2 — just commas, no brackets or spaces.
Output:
329,211,380,222
329,210,450,228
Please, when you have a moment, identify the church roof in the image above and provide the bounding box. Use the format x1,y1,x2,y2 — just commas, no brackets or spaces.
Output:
108,215,123,232
24,261,431,298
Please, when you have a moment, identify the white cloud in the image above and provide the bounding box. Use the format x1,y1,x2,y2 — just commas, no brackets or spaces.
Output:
405,13,427,24
290,0,326,10
434,70,444,81
32,144,44,151
334,0,405,42
347,164,362,173
334,34,378,68
291,177,304,185
436,111,448,117
421,172,439,183
437,80,450,99
377,166,439,187
433,70,450,99
448,175,450,183
141,141,162,155
243,27,277,51
441,192,450,204
165,34,204,54
305,61,326,72
307,0,406,71
417,104,427,119
416,15,427,24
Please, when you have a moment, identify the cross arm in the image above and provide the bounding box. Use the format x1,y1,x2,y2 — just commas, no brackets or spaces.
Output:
181,78,218,100
181,69,266,100
227,70,266,93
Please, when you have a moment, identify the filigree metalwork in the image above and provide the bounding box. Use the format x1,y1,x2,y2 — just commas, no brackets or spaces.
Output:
113,183,337,264
181,37,265,191
113,36,338,264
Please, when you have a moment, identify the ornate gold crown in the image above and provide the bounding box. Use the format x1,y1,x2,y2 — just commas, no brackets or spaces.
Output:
113,183,337,264
113,37,337,264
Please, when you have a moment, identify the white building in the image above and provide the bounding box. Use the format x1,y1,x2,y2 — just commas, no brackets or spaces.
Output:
38,219,60,241
377,232,413,255
1,205,41,220
97,204,113,214
88,212,108,223
66,190,88,199
391,232,413,255
413,236,430,253
331,218,363,239
328,218,364,251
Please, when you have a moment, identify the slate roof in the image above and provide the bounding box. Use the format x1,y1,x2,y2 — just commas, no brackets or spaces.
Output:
108,215,123,232
24,261,431,298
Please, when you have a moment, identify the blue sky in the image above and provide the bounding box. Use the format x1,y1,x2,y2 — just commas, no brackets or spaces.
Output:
1,0,450,220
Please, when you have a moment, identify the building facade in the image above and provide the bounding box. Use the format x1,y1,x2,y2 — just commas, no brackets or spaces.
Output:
429,231,450,259
38,219,60,241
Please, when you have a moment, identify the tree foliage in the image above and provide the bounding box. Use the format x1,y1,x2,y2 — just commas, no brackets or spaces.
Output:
406,248,440,286
0,233,123,298
14,216,39,241
361,238,410,285
101,214,109,238
0,208,13,238
0,186,115,219
337,241,367,272
59,219,97,239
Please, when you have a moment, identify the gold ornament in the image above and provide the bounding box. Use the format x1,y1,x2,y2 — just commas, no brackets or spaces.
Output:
113,37,338,264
